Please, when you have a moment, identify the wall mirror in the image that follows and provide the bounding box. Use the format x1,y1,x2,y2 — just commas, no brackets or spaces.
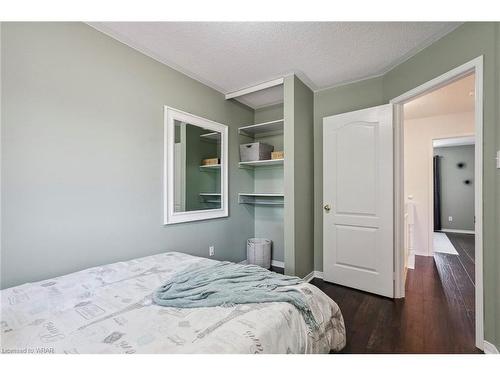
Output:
164,107,228,224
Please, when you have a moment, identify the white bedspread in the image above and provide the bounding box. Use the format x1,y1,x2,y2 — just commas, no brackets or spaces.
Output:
1,252,345,354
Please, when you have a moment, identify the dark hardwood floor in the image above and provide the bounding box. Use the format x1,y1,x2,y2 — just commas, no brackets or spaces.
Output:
433,232,476,343
308,233,480,354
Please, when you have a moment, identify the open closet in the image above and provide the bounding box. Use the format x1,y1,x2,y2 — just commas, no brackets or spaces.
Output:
227,75,314,278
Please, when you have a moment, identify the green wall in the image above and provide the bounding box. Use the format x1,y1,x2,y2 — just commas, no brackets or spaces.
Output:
1,22,255,289
254,104,284,125
283,76,295,275
284,75,314,277
314,22,499,348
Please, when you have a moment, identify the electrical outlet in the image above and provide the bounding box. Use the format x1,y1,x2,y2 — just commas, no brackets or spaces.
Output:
448,216,453,222
209,246,215,257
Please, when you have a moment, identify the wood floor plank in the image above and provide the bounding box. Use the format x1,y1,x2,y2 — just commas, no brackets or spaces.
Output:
446,232,475,284
446,254,475,324
398,290,425,353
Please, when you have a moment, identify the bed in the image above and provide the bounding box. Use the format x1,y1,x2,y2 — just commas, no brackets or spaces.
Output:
1,252,346,354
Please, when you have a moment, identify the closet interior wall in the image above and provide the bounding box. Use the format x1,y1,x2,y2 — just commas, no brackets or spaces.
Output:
253,104,285,263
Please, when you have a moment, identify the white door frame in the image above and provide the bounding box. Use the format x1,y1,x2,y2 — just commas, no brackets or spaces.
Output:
390,56,484,350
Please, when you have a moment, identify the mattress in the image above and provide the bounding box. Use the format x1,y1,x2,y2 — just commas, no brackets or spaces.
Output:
0,252,346,354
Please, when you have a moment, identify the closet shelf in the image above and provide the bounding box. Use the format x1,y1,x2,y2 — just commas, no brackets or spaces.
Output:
239,159,284,168
239,193,283,197
238,119,284,136
238,193,284,206
199,164,221,171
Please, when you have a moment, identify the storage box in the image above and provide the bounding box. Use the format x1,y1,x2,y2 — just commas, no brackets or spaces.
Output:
271,151,284,160
201,158,220,166
239,142,274,162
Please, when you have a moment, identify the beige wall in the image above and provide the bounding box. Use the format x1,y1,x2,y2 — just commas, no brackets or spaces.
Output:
404,111,474,256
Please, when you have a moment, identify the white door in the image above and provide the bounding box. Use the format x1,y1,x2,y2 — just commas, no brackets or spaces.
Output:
323,104,393,297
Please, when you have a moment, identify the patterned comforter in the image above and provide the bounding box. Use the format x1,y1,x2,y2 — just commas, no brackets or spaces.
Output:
0,252,346,354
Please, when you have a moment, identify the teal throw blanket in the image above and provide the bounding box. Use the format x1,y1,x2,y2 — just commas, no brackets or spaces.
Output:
153,261,318,330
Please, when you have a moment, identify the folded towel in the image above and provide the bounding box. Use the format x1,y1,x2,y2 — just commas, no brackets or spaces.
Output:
153,261,318,331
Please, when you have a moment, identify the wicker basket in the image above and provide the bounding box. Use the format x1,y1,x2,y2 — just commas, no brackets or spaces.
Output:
201,158,220,166
271,151,284,160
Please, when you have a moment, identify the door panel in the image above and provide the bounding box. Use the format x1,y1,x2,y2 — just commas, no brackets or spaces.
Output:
336,225,377,272
323,104,393,297
335,121,378,215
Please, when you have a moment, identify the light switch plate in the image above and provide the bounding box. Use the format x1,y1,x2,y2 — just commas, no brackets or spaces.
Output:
496,150,500,169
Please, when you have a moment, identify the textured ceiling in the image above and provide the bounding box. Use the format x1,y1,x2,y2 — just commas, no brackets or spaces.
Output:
89,22,460,108
404,73,475,120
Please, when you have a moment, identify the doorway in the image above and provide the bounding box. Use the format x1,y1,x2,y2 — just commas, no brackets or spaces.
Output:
392,57,483,350
321,57,484,351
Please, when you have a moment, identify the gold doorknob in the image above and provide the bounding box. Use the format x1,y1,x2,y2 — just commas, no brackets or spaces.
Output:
324,204,331,212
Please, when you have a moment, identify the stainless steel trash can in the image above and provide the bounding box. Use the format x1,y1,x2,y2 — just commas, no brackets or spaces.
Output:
247,238,272,269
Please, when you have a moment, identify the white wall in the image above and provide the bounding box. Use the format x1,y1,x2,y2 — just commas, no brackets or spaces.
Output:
404,111,474,256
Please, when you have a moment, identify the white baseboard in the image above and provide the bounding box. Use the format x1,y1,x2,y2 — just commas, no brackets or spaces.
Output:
407,253,415,269
303,271,324,282
484,340,499,354
314,271,324,279
271,260,284,268
441,229,475,234
303,271,315,282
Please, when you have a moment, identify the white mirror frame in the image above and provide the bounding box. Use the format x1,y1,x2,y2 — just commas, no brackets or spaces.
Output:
163,106,229,225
